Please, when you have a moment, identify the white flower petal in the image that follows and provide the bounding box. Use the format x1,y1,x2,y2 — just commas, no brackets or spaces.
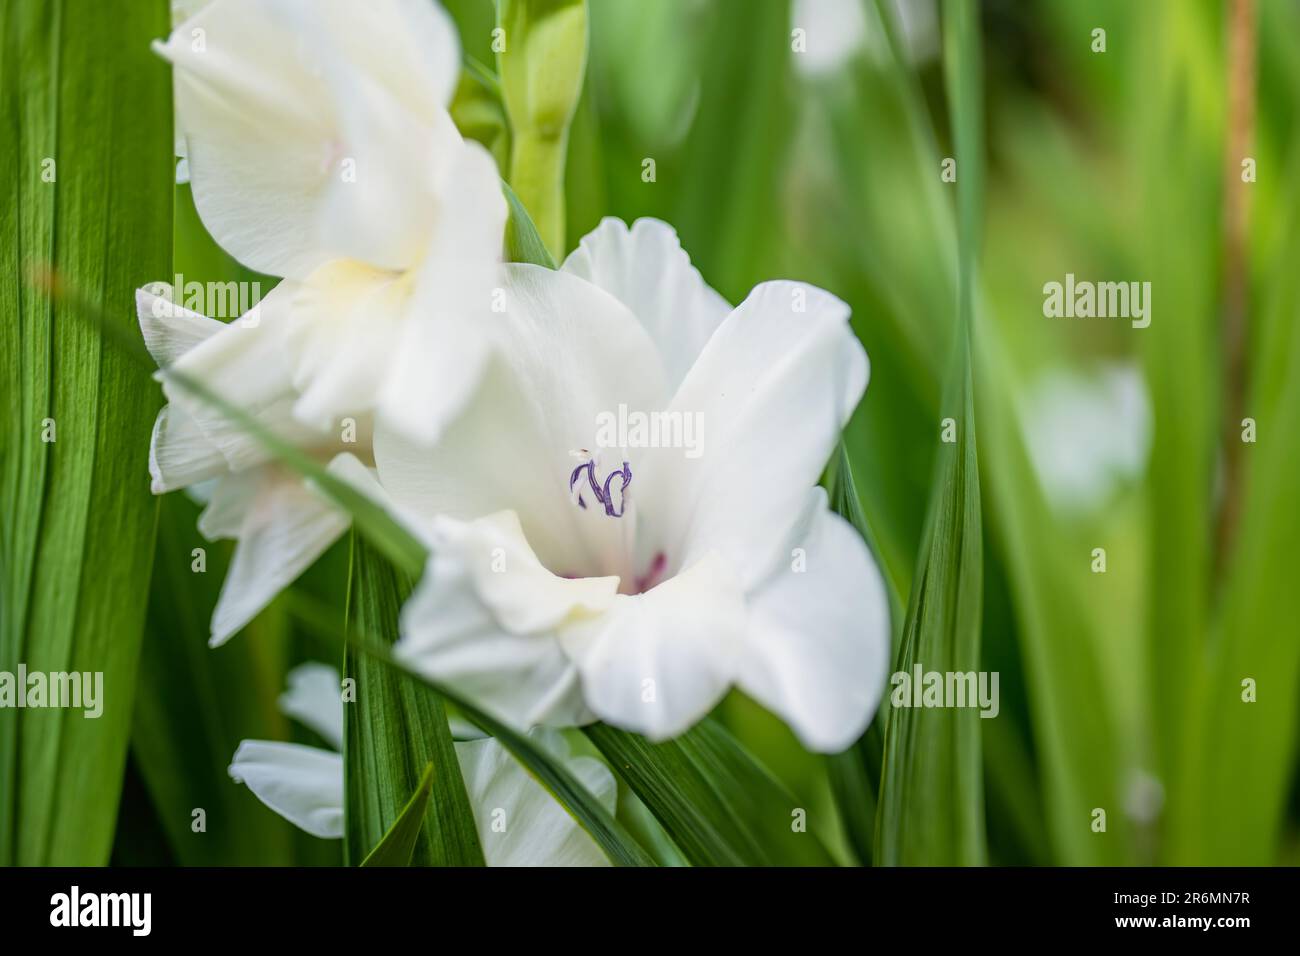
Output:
148,403,228,494
278,663,343,750
739,489,890,753
157,0,461,277
195,469,259,541
299,0,460,126
209,470,350,646
558,551,745,740
641,280,868,590
561,217,731,389
456,731,615,867
396,511,618,729
228,740,343,839
135,285,224,366
376,264,667,577
161,282,329,472
377,297,492,449
378,140,506,446
156,2,338,277
306,66,452,272
137,284,342,492
285,261,409,431
184,477,220,506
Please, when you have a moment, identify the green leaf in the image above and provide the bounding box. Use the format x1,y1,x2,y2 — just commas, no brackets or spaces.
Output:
130,495,303,866
825,734,879,866
344,535,484,867
1133,1,1222,856
123,176,319,867
823,444,893,866
503,179,557,268
0,0,172,865
668,0,794,302
874,335,985,866
826,441,906,625
359,762,436,867
498,0,589,259
1179,38,1300,862
585,720,836,867
874,0,987,867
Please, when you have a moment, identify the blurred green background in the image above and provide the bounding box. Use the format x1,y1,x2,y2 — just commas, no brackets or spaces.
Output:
3,0,1299,866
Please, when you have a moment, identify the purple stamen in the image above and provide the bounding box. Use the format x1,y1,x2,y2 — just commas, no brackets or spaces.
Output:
569,460,600,510
601,461,632,517
568,458,631,517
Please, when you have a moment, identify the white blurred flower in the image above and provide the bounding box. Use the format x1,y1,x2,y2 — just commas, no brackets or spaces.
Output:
380,218,890,753
1021,363,1152,515
136,285,375,646
791,0,868,76
229,664,617,866
154,0,505,445
791,0,937,78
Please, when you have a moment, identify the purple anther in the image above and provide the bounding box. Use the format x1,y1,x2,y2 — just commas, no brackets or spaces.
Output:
600,461,632,517
568,458,632,517
568,460,602,510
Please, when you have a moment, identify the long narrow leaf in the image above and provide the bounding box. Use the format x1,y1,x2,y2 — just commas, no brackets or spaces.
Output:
503,179,557,268
344,535,484,867
359,762,436,867
0,0,172,865
874,0,986,867
823,443,893,865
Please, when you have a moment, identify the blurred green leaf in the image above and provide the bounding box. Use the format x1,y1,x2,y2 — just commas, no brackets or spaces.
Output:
452,61,511,172
874,0,986,867
875,330,985,866
1132,1,1223,860
1185,50,1300,863
131,494,302,866
359,762,435,867
0,0,171,865
668,0,792,301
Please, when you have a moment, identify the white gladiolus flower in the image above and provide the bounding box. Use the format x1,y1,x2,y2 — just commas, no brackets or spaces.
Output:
153,0,506,445
136,285,372,647
379,218,890,753
229,664,617,866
